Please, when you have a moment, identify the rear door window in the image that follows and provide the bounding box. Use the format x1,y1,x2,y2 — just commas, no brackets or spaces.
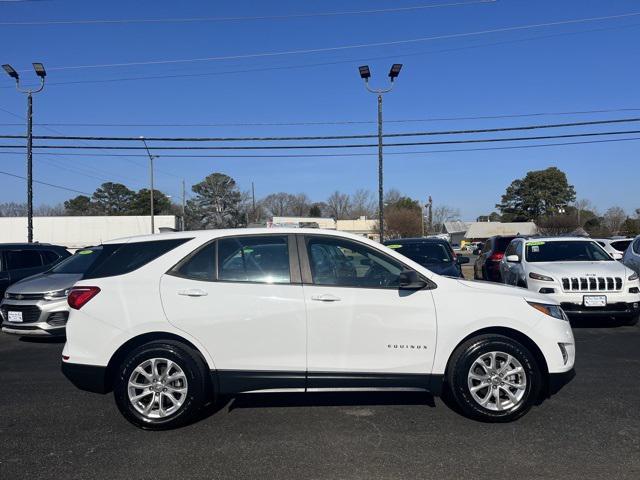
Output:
170,242,216,281
6,250,43,270
217,235,291,284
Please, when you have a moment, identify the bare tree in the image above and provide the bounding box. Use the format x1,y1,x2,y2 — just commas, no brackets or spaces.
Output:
350,189,376,218
602,206,627,234
383,188,402,205
635,208,640,219
326,191,351,219
537,215,580,236
260,192,296,217
432,205,461,231
290,193,311,217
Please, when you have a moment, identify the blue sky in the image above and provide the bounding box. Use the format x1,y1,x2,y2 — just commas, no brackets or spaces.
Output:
0,0,639,220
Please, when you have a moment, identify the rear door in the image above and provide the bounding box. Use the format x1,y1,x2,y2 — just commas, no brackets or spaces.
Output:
160,234,307,392
299,234,437,388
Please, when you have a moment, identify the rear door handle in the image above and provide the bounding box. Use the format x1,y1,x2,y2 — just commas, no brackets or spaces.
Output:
178,289,208,297
311,294,341,302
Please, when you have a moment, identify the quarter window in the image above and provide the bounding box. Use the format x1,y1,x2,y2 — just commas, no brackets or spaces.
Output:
217,236,290,284
307,237,403,288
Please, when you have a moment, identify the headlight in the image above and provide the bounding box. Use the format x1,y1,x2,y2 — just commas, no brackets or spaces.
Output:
43,289,70,301
629,272,639,281
527,301,567,320
529,272,554,282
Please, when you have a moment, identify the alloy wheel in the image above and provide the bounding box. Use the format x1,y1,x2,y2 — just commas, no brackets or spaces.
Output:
467,351,527,411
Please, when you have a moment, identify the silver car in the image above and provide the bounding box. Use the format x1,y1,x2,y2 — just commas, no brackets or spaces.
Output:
1,247,101,337
622,235,640,276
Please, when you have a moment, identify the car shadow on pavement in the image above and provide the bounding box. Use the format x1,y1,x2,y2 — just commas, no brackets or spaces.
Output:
214,391,436,414
18,336,66,344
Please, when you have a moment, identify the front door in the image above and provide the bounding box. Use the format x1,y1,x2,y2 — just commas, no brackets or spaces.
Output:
299,235,437,389
160,234,307,392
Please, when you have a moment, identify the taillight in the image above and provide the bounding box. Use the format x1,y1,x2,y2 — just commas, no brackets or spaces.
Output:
68,286,101,310
489,252,504,262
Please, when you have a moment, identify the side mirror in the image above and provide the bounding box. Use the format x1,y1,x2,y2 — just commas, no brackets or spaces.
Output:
612,252,623,260
457,256,470,265
506,255,520,263
398,270,427,290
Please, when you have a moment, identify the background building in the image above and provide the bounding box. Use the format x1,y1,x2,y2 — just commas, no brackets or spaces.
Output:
0,216,177,249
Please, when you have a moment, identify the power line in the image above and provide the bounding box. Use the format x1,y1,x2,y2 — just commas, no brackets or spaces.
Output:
3,108,640,128
0,136,638,159
5,21,638,89
25,11,640,73
1,129,639,150
0,0,495,26
2,117,638,142
0,169,91,195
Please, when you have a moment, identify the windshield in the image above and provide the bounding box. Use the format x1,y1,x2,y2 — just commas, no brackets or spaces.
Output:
50,247,103,274
386,242,453,264
525,241,612,263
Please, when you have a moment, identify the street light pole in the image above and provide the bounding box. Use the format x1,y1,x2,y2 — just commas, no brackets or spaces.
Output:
358,64,402,242
140,137,157,234
3,63,46,243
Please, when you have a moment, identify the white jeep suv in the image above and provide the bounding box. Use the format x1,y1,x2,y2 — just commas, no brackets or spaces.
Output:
61,229,575,429
500,237,640,323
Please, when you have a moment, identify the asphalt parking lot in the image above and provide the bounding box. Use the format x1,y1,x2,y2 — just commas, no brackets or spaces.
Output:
1,321,638,480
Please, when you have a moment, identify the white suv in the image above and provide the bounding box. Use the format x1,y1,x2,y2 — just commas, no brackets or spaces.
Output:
61,229,575,429
500,237,640,323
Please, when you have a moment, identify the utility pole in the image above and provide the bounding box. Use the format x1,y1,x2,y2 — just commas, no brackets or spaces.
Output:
140,137,157,234
181,179,186,231
428,196,433,234
358,64,403,242
3,63,46,243
251,181,256,223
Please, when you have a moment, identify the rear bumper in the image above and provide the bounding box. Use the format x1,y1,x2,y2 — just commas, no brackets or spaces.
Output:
548,368,576,396
61,361,110,394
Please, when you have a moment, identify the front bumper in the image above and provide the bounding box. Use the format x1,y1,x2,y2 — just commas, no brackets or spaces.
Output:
0,298,69,337
560,301,640,318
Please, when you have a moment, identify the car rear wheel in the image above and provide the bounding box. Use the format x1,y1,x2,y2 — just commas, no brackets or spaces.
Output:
446,334,542,422
113,340,209,430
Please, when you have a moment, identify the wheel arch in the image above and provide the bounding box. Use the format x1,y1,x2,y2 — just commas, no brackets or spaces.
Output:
444,326,550,397
104,331,212,393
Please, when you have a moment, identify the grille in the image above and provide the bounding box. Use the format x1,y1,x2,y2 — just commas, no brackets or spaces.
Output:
561,276,622,292
4,292,45,300
46,311,69,327
1,304,42,323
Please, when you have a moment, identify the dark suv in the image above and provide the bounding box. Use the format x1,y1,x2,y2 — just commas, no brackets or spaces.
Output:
473,236,518,282
383,238,469,278
0,243,70,298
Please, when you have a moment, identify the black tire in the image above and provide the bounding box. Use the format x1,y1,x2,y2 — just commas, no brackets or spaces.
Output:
445,334,542,422
113,340,210,430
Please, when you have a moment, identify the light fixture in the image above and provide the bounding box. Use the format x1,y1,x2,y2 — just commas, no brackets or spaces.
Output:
358,65,371,80
388,64,403,80
32,62,46,78
2,64,19,80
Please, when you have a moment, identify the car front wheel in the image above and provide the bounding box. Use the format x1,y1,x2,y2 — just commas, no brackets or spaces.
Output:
113,340,209,430
446,334,542,422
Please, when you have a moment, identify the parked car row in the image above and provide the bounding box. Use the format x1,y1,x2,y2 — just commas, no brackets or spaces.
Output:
470,235,640,325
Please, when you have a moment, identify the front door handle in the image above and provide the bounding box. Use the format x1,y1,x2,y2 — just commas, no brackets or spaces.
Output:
178,289,208,297
311,294,341,302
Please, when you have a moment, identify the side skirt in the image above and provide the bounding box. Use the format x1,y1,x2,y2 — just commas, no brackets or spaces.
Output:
214,370,443,396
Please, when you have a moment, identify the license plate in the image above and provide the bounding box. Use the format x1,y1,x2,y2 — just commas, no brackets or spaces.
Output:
8,311,23,323
584,295,607,307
